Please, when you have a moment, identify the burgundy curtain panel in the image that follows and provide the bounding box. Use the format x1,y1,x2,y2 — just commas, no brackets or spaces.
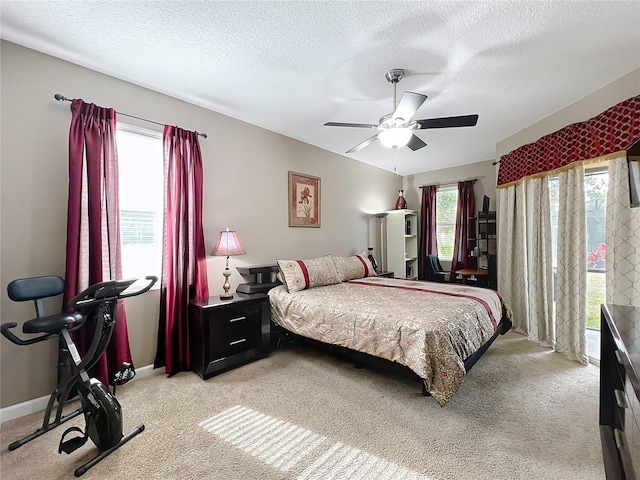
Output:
418,185,438,280
451,181,476,273
62,99,132,386
155,125,209,376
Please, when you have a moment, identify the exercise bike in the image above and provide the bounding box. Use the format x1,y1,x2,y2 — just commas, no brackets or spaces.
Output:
1,275,157,477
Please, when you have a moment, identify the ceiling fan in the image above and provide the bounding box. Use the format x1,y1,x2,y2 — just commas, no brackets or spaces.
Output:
324,69,478,154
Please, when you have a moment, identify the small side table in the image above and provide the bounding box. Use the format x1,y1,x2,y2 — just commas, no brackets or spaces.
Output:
189,293,270,379
455,268,489,285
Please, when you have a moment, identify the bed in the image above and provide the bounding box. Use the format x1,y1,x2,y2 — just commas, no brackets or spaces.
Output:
269,254,513,406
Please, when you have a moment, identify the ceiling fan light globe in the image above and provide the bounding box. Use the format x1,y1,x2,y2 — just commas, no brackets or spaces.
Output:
379,128,412,149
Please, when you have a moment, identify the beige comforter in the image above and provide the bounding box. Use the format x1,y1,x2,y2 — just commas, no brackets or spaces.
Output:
268,276,512,405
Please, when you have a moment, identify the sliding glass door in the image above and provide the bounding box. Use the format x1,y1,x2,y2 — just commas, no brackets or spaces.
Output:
549,168,607,358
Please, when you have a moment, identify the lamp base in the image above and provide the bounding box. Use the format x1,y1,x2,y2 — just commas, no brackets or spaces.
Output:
220,265,233,300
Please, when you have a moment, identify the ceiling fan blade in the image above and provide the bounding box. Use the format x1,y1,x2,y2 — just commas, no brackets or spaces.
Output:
415,114,479,129
406,134,427,151
392,92,428,122
346,135,379,153
324,122,377,128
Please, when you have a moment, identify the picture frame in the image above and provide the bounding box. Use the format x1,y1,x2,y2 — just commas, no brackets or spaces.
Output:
288,171,321,227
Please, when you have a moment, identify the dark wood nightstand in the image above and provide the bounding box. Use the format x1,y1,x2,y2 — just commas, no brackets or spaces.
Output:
377,271,395,278
189,293,270,379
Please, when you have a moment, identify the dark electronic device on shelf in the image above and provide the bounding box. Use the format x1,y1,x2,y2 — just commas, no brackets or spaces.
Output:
236,264,281,293
482,195,490,214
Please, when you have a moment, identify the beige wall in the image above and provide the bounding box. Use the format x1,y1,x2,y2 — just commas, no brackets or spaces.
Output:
399,70,640,275
403,160,497,214
402,160,497,269
497,69,640,159
494,68,639,213
3,42,636,410
0,41,401,408
401,70,640,273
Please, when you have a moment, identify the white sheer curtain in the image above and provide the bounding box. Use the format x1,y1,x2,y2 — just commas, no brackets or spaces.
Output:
498,165,587,364
526,177,555,347
555,165,588,364
497,183,528,333
498,178,554,345
606,153,640,307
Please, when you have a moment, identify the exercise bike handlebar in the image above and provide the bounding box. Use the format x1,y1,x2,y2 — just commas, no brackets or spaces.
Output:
0,322,50,346
69,276,158,310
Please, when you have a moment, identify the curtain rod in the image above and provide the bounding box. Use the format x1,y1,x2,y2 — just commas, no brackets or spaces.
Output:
419,178,477,188
54,94,208,139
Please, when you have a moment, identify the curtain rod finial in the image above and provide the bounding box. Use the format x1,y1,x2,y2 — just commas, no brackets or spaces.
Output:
54,94,70,102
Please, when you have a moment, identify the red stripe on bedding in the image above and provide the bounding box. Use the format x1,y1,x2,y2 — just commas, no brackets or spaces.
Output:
349,279,498,330
296,260,311,289
355,255,370,276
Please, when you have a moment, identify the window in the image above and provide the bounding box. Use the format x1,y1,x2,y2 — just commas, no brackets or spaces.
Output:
116,124,163,281
435,188,458,260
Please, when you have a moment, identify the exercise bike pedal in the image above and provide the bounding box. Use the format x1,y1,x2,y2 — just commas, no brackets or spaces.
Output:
114,362,135,385
58,426,88,454
112,362,136,395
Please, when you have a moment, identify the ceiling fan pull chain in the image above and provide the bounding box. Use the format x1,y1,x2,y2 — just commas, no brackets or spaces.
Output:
394,146,398,174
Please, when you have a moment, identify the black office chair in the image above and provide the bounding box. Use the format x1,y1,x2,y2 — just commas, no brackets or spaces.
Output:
425,255,450,283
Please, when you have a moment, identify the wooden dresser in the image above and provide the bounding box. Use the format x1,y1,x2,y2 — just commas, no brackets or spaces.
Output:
600,303,640,479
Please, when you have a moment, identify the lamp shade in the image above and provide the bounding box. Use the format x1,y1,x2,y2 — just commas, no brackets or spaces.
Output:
379,128,412,149
211,228,246,257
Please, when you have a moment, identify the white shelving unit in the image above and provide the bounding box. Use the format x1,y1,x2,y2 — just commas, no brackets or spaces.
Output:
385,209,418,279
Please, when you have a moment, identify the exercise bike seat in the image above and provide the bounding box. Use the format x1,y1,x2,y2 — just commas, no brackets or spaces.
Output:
22,311,84,335
2,274,84,345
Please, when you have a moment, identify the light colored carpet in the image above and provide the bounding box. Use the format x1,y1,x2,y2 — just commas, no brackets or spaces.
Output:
0,332,603,480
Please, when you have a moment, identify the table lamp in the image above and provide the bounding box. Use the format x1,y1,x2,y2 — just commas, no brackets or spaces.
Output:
211,227,246,300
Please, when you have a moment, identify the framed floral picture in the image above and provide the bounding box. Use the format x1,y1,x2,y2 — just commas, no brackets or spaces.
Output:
288,171,320,227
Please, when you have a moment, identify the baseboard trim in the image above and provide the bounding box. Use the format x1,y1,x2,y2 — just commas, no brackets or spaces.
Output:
0,363,165,425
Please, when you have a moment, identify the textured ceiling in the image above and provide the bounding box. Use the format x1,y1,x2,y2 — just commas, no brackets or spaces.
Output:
2,1,639,175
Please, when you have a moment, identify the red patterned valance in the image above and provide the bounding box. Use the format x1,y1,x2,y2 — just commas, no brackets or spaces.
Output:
497,96,640,186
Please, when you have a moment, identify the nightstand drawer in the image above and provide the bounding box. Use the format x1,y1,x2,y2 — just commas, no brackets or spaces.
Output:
209,302,262,326
208,304,261,356
209,302,260,329
210,324,260,357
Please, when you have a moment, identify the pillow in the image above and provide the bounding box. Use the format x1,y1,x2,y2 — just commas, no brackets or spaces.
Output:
277,255,342,292
332,251,377,281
